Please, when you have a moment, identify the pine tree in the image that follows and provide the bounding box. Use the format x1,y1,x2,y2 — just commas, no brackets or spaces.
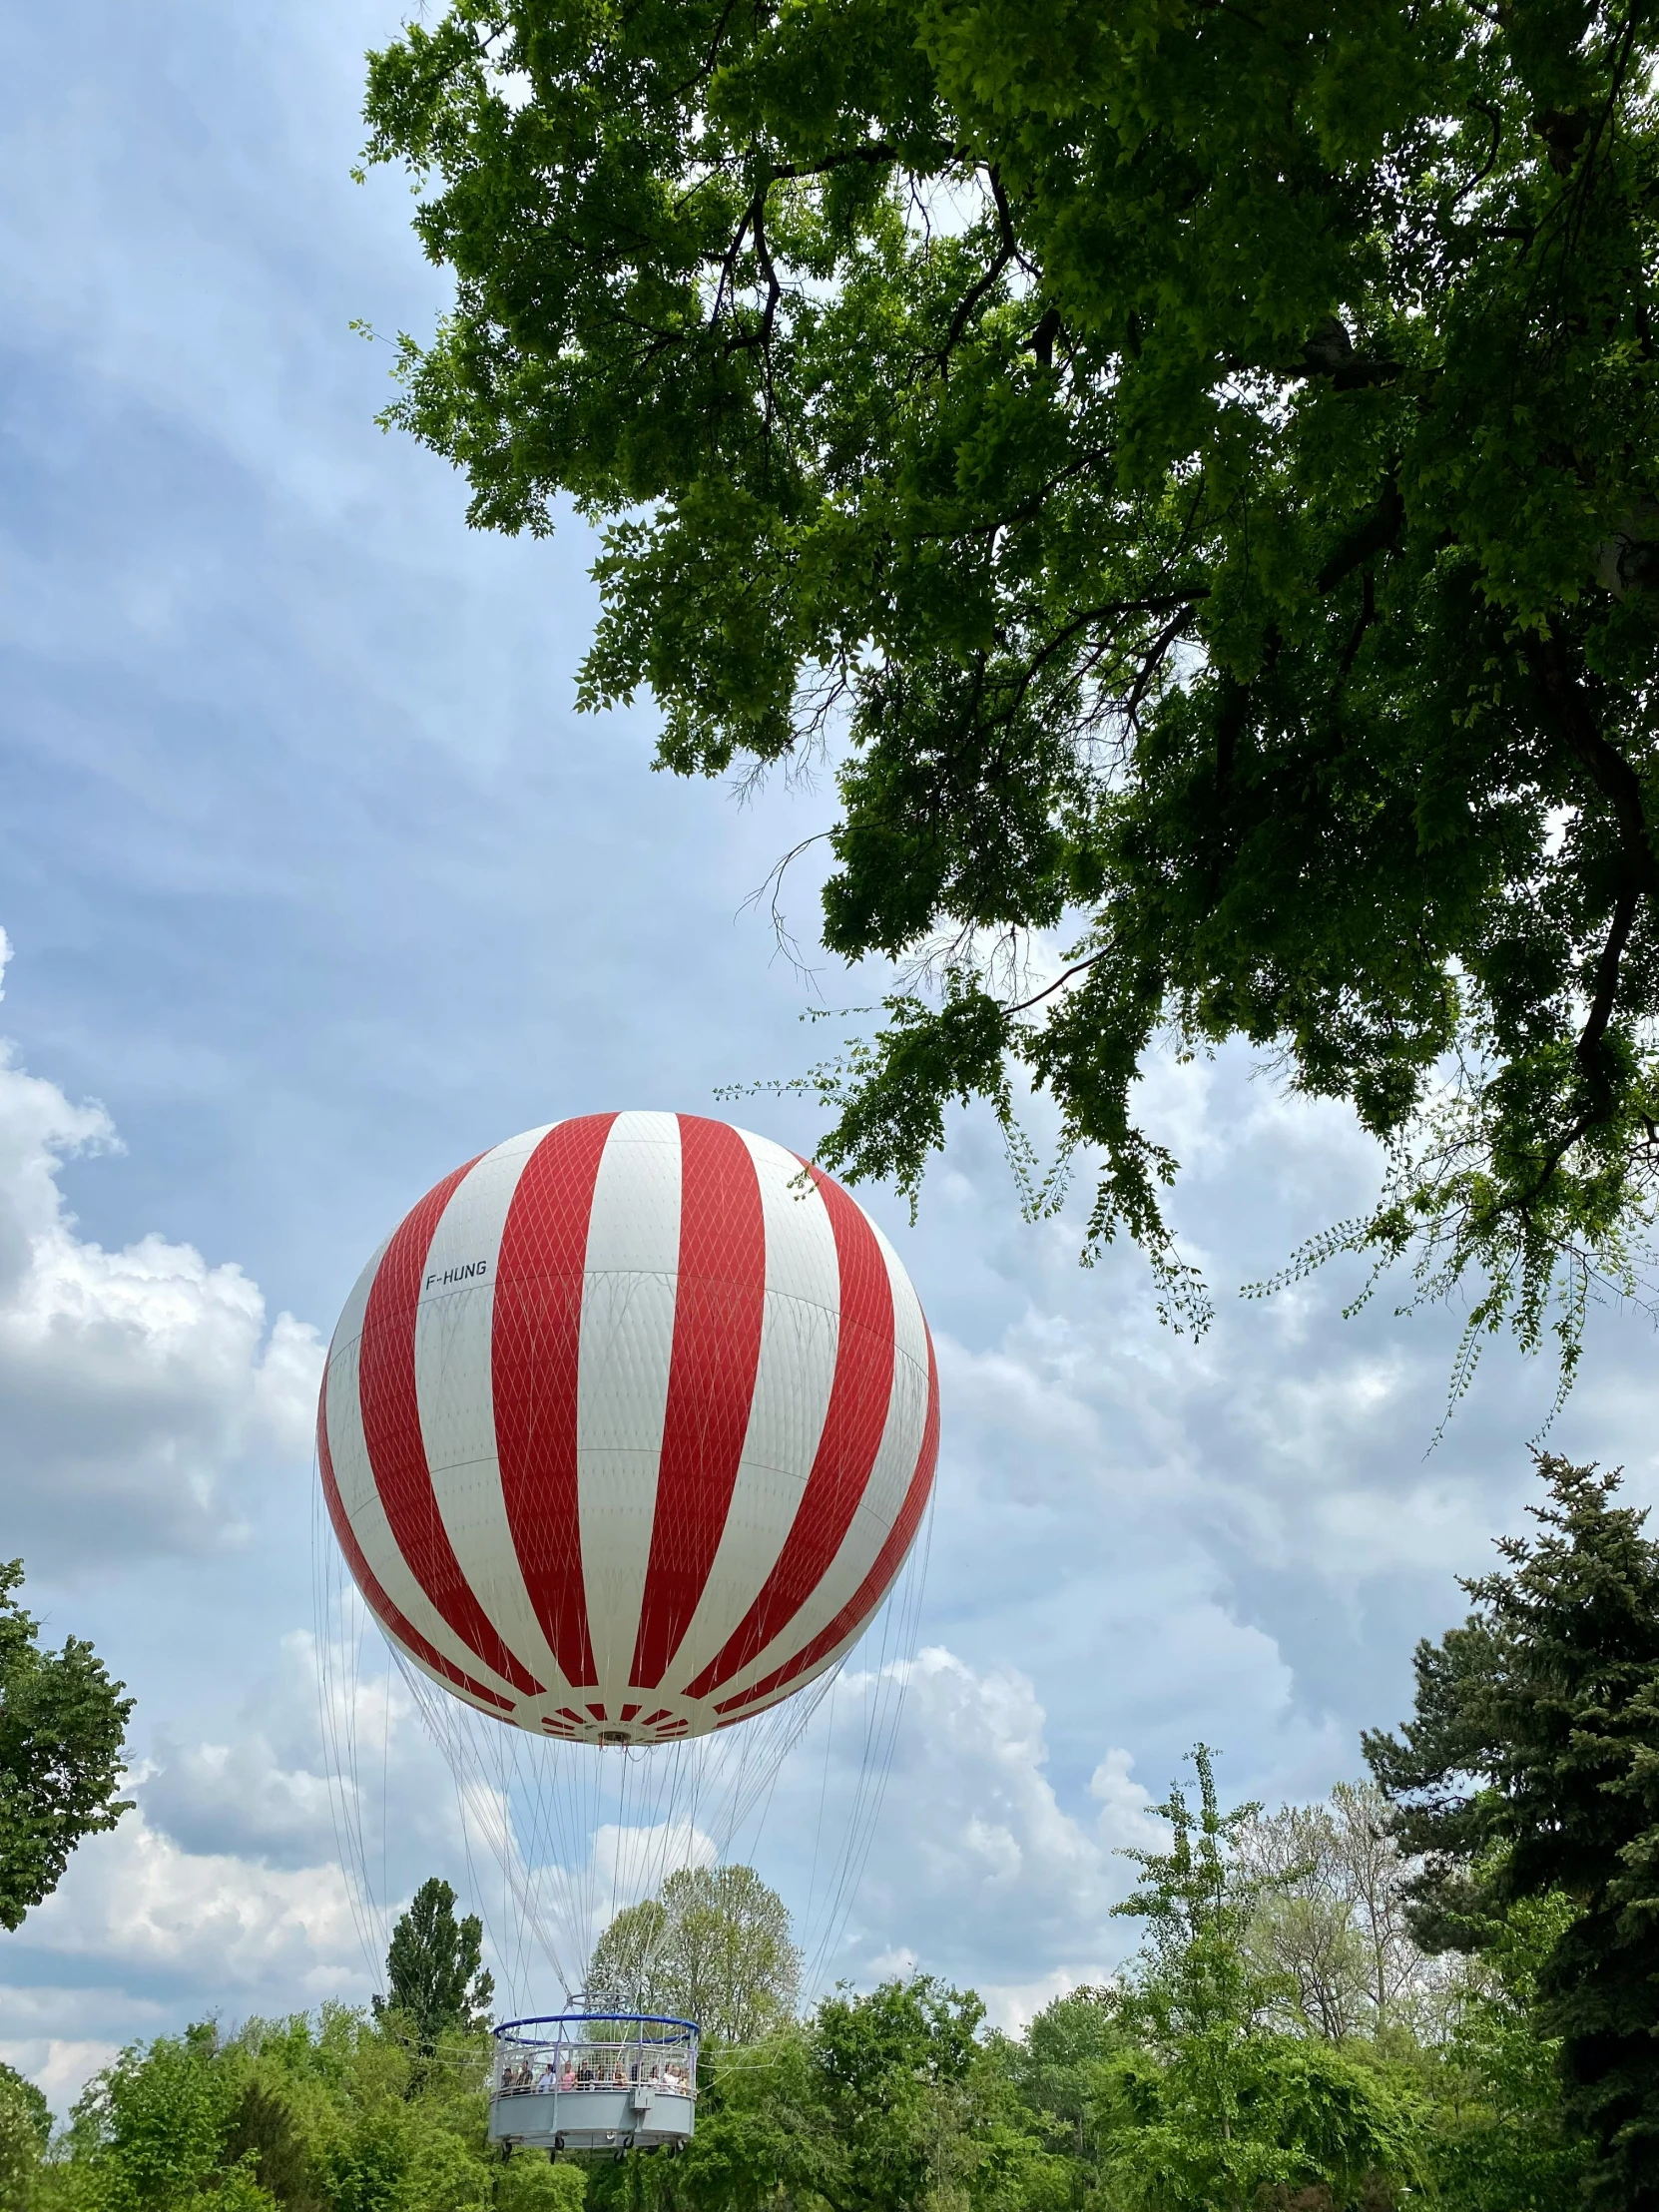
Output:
1367,1455,1659,2209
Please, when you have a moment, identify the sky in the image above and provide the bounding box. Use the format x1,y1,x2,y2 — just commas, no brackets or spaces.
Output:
3,0,1658,2114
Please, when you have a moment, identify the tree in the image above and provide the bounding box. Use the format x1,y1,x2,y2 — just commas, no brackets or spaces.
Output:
365,0,1659,1373
808,1976,989,2212
1102,1749,1419,2210
39,2005,529,2212
1418,1897,1594,2212
69,2023,259,2212
625,1976,1060,2212
1241,1782,1435,2042
0,1558,133,1931
0,2061,50,2212
1365,1454,1659,2208
1003,1988,1123,2164
375,1879,495,2054
588,1866,801,2045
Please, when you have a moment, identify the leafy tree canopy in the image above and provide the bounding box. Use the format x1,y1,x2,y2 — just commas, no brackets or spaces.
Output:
1366,1453,1659,2208
375,1879,495,2055
1240,1780,1431,2043
43,2005,545,2212
12,1797,1582,2212
588,1865,801,2046
1101,1749,1419,2212
1000,1987,1122,2163
366,0,1659,1378
0,2060,51,2212
1416,1895,1594,2212
631,1974,1061,2212
0,1557,133,1932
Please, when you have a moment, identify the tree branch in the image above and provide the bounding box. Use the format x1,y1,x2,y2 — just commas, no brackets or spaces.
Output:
935,168,1019,370
1577,882,1640,1101
1316,481,1403,594
1123,604,1200,726
1507,886,1643,1207
1498,633,1659,1207
1334,567,1377,693
1005,952,1108,1017
770,141,909,180
1521,632,1659,900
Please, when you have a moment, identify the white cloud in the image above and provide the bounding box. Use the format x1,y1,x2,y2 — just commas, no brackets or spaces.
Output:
0,2039,123,2117
141,1729,341,1874
12,1628,1185,2072
8,1805,362,1993
0,1799,371,2110
780,1648,1168,2002
0,930,323,1566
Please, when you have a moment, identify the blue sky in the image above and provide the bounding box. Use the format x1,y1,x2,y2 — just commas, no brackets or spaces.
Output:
3,0,1657,2112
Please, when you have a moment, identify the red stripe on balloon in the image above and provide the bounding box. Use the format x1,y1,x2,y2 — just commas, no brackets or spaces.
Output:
629,1117,767,1690
713,1323,938,1717
317,1379,515,1715
493,1116,617,1688
681,1162,895,1701
357,1159,545,1698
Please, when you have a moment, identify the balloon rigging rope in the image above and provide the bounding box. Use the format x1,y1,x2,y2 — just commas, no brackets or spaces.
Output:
311,1469,388,1985
313,1474,936,2016
798,1487,934,1995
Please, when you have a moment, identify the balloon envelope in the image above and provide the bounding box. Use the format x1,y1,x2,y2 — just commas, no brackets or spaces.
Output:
318,1113,938,1745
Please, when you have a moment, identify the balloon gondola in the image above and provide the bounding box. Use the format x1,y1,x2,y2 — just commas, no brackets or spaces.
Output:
486,2012,699,2154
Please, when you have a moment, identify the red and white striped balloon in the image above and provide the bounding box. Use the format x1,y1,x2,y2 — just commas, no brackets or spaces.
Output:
318,1112,938,1747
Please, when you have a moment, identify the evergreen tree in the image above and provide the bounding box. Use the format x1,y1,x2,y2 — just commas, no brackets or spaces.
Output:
375,1879,495,2054
1367,1454,1659,2208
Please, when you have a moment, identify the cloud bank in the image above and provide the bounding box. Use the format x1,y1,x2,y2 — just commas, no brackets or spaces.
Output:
0,928,322,1568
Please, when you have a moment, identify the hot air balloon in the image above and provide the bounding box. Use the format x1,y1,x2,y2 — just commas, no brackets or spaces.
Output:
314,1111,938,2153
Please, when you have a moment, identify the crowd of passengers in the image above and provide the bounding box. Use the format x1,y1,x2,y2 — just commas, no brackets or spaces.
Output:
496,2053,692,2096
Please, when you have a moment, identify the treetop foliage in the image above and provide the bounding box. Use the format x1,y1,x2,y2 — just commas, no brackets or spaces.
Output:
587,1865,801,2046
366,0,1659,1382
1240,1781,1432,2044
25,2006,573,2212
375,1879,495,2055
0,2064,51,2212
1099,1749,1420,2211
2,1772,1593,2212
0,1557,133,1933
